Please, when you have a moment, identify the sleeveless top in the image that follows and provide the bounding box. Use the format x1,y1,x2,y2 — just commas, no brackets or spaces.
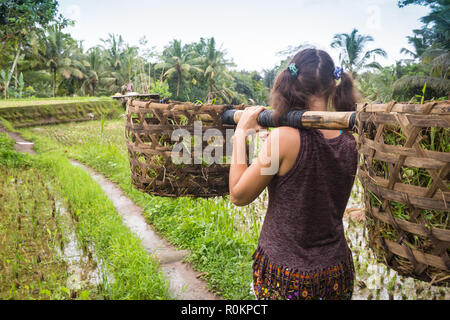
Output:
253,128,358,275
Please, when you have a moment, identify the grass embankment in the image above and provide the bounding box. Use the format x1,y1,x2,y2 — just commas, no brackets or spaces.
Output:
0,96,114,108
21,119,262,299
0,131,170,299
0,97,122,128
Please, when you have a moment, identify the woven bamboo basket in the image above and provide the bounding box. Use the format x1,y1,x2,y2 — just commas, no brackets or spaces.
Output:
355,100,450,285
125,99,245,197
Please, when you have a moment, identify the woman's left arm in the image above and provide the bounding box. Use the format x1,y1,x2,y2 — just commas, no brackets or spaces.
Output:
229,107,281,206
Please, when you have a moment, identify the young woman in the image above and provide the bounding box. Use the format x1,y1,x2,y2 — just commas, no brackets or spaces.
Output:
229,48,359,300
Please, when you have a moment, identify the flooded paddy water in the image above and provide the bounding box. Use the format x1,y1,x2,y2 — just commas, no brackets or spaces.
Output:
52,192,105,297
0,158,103,299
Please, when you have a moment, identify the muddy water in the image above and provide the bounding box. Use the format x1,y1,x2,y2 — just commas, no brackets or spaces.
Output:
70,160,220,300
1,126,101,294
52,194,105,292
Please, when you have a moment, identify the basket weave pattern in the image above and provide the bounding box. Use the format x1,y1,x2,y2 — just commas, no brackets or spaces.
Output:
356,100,450,284
125,99,244,197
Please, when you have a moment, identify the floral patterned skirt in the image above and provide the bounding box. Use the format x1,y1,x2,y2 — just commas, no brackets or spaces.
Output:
252,248,355,300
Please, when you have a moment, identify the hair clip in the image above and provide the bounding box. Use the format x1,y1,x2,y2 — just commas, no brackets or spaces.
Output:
333,67,343,80
288,63,299,77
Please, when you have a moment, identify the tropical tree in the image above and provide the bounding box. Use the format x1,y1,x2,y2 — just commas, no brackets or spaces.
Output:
80,47,115,95
100,33,125,71
99,33,128,92
398,0,449,50
0,0,68,50
157,39,202,97
331,28,387,77
421,48,449,79
201,38,235,102
262,68,277,91
400,29,433,61
33,26,87,97
395,0,449,100
121,46,141,86
231,70,269,105
359,62,404,102
0,0,72,99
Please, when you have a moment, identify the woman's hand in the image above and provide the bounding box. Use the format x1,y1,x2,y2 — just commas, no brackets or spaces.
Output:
236,106,266,134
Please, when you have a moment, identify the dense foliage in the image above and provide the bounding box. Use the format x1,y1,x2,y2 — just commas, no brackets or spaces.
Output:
0,0,448,103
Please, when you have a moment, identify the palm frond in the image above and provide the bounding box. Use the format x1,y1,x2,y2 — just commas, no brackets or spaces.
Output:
393,75,450,96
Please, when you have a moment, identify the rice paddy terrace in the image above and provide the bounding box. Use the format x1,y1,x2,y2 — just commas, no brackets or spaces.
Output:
0,98,449,300
0,97,121,128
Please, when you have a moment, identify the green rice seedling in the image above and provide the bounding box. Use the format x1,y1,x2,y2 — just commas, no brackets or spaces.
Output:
0,167,79,299
100,114,106,141
415,83,427,105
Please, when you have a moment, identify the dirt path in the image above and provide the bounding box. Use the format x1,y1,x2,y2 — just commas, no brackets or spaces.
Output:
0,126,36,155
70,160,219,300
1,125,220,300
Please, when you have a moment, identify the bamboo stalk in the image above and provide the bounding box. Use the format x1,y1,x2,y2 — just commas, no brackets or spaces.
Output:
357,101,449,115
229,109,356,130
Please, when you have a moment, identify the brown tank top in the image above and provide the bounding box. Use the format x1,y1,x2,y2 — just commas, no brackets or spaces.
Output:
253,128,357,271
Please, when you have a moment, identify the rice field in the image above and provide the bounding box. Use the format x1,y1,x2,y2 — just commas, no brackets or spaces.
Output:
0,137,101,299
15,118,449,300
0,131,171,300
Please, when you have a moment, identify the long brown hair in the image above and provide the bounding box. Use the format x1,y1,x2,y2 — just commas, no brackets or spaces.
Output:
270,48,359,124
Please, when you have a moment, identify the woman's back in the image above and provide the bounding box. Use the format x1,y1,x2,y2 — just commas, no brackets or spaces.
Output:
256,129,357,270
229,48,360,300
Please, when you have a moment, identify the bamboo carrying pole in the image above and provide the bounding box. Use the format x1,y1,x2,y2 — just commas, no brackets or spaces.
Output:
221,101,450,130
221,108,356,130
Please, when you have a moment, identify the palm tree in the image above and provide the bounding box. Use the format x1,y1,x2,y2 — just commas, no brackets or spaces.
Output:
202,38,235,102
34,26,86,97
81,47,115,95
399,0,450,51
262,68,277,90
100,33,125,71
157,40,202,97
331,29,387,77
395,1,449,100
393,48,450,100
100,33,129,92
120,45,140,87
400,28,434,61
421,48,449,79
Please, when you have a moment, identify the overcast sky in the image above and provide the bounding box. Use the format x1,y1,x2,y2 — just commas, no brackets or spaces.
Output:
59,0,429,72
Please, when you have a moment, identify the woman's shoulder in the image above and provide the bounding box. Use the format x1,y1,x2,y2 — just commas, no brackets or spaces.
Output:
271,126,300,138
269,127,300,147
268,127,301,161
